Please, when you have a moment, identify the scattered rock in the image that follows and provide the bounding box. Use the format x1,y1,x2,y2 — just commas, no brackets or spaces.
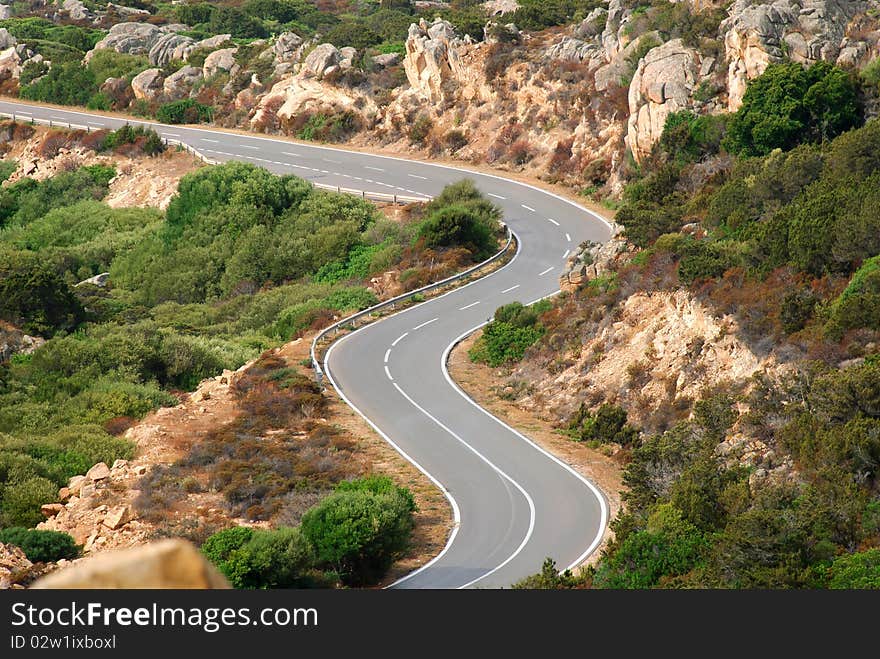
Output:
68,475,87,496
75,272,109,288
87,462,111,482
103,505,132,530
62,0,93,21
273,31,304,63
41,503,64,518
0,543,33,590
131,67,165,101
163,64,202,100
202,47,237,78
301,43,341,78
371,52,400,68
89,22,163,59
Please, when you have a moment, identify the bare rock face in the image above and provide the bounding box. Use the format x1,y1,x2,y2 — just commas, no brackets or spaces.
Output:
0,27,15,50
89,22,163,59
0,543,33,589
0,323,45,364
62,0,93,21
627,39,705,163
163,65,202,100
252,74,376,130
0,5,11,20
194,33,232,52
302,42,341,78
131,68,164,100
371,52,400,68
149,32,196,67
274,31,304,62
107,2,150,17
31,539,230,589
203,47,237,78
86,462,111,482
723,0,870,111
403,18,478,104
602,0,635,61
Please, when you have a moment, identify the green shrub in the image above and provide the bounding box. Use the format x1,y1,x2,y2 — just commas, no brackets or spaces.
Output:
156,99,214,125
301,476,415,585
223,527,315,589
825,255,880,337
0,527,79,562
0,160,15,184
724,61,862,156
823,549,880,589
20,62,98,107
568,403,639,445
0,476,57,527
201,526,254,566
469,301,549,366
87,49,150,83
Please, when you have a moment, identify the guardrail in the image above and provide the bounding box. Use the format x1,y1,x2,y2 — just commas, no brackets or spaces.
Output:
0,111,427,205
310,225,515,385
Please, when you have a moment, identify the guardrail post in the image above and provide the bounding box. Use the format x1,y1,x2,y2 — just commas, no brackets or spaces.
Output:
361,190,365,199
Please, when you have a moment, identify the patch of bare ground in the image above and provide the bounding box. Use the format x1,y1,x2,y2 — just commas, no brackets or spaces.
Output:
447,331,624,571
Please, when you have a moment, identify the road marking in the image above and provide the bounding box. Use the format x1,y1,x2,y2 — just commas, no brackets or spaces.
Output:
51,115,68,120
201,138,218,143
241,145,259,150
547,218,560,226
501,284,520,293
385,365,393,381
391,381,536,590
563,249,570,259
408,173,427,180
459,301,480,310
565,232,571,242
489,193,506,200
412,318,438,331
89,121,105,127
282,151,302,157
441,325,608,585
323,158,340,163
538,266,554,276
521,204,536,212
391,332,408,346
365,165,384,172
384,348,391,363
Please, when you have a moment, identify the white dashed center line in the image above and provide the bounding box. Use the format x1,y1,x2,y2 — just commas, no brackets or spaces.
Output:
538,266,554,276
565,232,571,242
547,218,560,226
282,151,302,157
202,138,218,143
241,145,259,150
412,318,438,331
323,158,340,164
391,332,408,346
408,173,427,180
501,284,520,294
459,301,480,310
489,193,506,200
365,165,385,172
563,249,570,259
521,204,536,212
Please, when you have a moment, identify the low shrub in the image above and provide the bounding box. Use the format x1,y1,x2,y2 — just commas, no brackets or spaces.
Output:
0,527,79,563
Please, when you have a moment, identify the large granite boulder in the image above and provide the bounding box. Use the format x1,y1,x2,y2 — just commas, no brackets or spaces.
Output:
163,65,202,100
202,47,237,78
130,67,164,100
301,43,341,78
149,32,196,67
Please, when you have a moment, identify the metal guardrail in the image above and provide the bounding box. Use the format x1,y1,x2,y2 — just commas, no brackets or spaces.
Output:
310,224,514,384
0,111,426,205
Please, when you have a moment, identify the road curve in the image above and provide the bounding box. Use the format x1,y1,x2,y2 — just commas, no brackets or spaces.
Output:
0,99,613,588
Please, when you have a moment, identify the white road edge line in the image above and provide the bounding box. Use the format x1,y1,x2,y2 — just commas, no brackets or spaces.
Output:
412,317,438,331
391,332,408,346
384,348,391,363
538,266,554,276
384,365,393,381
501,284,520,294
441,316,609,579
547,218,560,226
459,301,480,310
390,381,536,590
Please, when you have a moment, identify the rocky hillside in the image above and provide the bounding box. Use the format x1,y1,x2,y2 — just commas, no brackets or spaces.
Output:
1,2,878,196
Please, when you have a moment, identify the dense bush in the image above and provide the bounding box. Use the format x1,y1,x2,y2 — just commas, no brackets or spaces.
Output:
86,49,150,83
19,62,100,107
512,0,602,31
301,476,415,585
418,179,501,260
203,526,316,588
825,255,880,337
568,403,639,445
0,527,79,563
724,62,862,156
156,99,214,125
659,111,728,164
469,301,550,366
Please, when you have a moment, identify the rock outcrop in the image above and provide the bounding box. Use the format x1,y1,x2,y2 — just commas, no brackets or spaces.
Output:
163,64,202,100
403,18,479,104
0,322,45,364
301,42,341,78
627,39,706,163
88,22,163,58
130,67,164,100
0,543,33,589
31,539,230,589
149,32,196,68
203,47,237,78
723,0,872,110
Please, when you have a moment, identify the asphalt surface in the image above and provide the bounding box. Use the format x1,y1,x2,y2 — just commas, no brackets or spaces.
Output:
0,99,613,588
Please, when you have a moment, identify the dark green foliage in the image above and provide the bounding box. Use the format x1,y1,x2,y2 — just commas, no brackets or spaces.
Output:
822,549,880,589
0,18,102,52
825,255,880,337
511,0,602,31
469,301,550,366
222,527,316,589
568,403,639,445
780,289,817,334
659,111,728,164
301,476,415,586
174,2,214,26
0,248,84,335
296,112,359,143
0,527,79,563
418,179,501,260
102,125,165,156
18,60,48,86
676,240,736,284
156,99,214,124
324,21,382,49
0,160,16,184
724,62,862,156
209,7,268,39
19,62,99,107
86,49,150,82
512,558,581,589
0,477,57,528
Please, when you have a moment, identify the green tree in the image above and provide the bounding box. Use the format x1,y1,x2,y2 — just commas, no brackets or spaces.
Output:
0,528,79,562
20,61,99,106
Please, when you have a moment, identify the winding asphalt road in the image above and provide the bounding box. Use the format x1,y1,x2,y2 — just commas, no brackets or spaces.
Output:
0,99,613,588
